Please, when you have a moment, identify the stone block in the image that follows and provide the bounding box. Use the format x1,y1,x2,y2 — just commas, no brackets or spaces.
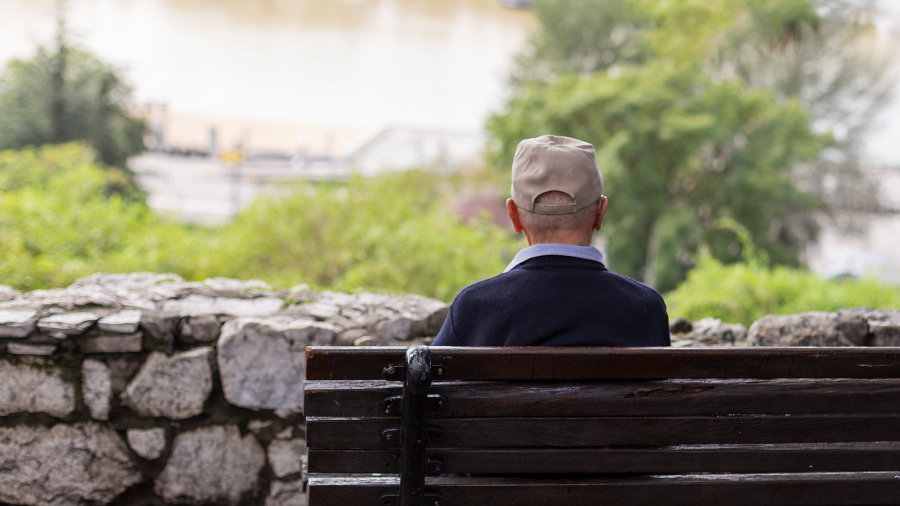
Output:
265,478,307,506
155,425,266,505
126,427,167,460
669,317,693,335
870,314,900,346
298,302,340,320
204,277,272,293
834,308,873,346
0,423,141,506
163,294,284,317
0,310,38,338
247,419,275,435
139,311,179,354
6,343,57,355
38,312,99,337
375,315,418,341
0,361,75,417
218,318,337,416
690,317,747,345
77,333,143,354
353,335,376,346
267,438,307,478
66,272,183,309
424,304,450,335
12,286,118,310
747,312,856,347
336,328,368,346
121,347,213,419
327,314,361,330
178,314,223,344
383,294,449,336
82,359,112,421
98,309,142,334
0,285,20,302
106,355,144,396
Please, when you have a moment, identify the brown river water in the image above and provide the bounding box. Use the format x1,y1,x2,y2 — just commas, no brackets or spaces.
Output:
0,0,534,133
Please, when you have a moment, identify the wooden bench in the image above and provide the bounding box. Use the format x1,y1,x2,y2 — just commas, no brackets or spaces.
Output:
304,346,900,506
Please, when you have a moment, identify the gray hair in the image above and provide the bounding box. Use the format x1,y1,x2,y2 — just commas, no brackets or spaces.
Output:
518,191,598,234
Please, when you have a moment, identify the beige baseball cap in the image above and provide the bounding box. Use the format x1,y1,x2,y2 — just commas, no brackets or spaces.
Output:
511,134,604,215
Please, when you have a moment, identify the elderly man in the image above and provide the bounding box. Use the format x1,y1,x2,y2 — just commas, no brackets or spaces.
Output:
433,134,670,347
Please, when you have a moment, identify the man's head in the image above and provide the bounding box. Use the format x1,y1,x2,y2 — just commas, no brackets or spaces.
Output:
507,135,608,246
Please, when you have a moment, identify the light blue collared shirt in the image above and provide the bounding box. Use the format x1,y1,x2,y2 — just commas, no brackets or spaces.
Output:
503,244,605,273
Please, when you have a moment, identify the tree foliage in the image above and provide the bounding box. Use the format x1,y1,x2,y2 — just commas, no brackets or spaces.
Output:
709,0,897,212
515,0,821,80
492,0,891,292
490,62,825,291
511,0,651,84
632,0,820,63
0,35,145,169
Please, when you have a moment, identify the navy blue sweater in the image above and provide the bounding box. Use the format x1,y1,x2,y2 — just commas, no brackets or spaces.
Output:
433,255,670,347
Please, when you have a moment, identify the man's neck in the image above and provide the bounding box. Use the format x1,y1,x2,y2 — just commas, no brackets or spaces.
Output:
527,235,593,247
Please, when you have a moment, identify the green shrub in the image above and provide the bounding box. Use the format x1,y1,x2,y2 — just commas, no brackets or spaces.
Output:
216,170,520,301
0,143,218,289
665,253,900,326
0,143,521,301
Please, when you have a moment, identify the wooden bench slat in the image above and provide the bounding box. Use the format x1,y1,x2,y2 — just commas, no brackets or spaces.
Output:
308,473,900,506
305,346,900,380
309,443,900,474
305,378,900,418
307,414,900,449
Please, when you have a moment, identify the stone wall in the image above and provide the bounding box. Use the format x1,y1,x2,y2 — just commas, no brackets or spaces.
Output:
669,309,900,348
1,272,899,506
0,273,448,506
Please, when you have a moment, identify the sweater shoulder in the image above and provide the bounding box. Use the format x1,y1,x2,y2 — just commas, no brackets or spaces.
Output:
451,257,665,309
602,271,667,305
452,270,519,305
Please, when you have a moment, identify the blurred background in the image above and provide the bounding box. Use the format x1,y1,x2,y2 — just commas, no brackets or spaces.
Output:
3,0,900,324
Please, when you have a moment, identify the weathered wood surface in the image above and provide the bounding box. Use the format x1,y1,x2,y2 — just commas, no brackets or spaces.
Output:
308,473,900,506
305,378,900,418
306,346,900,380
307,414,900,449
309,443,900,474
306,346,900,506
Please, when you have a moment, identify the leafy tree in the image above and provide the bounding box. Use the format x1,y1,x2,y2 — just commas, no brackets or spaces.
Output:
0,30,145,169
488,63,825,292
491,0,895,292
515,0,821,79
511,0,652,85
708,0,897,212
632,0,820,63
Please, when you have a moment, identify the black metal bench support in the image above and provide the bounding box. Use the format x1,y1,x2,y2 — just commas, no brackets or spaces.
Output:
400,346,433,506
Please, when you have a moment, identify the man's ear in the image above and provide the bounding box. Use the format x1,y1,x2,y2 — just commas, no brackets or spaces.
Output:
593,195,608,231
506,199,524,234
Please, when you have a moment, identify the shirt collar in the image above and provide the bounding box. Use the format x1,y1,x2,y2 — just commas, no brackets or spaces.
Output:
504,244,605,273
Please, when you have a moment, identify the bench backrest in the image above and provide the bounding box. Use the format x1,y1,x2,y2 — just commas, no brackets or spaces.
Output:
305,346,900,506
